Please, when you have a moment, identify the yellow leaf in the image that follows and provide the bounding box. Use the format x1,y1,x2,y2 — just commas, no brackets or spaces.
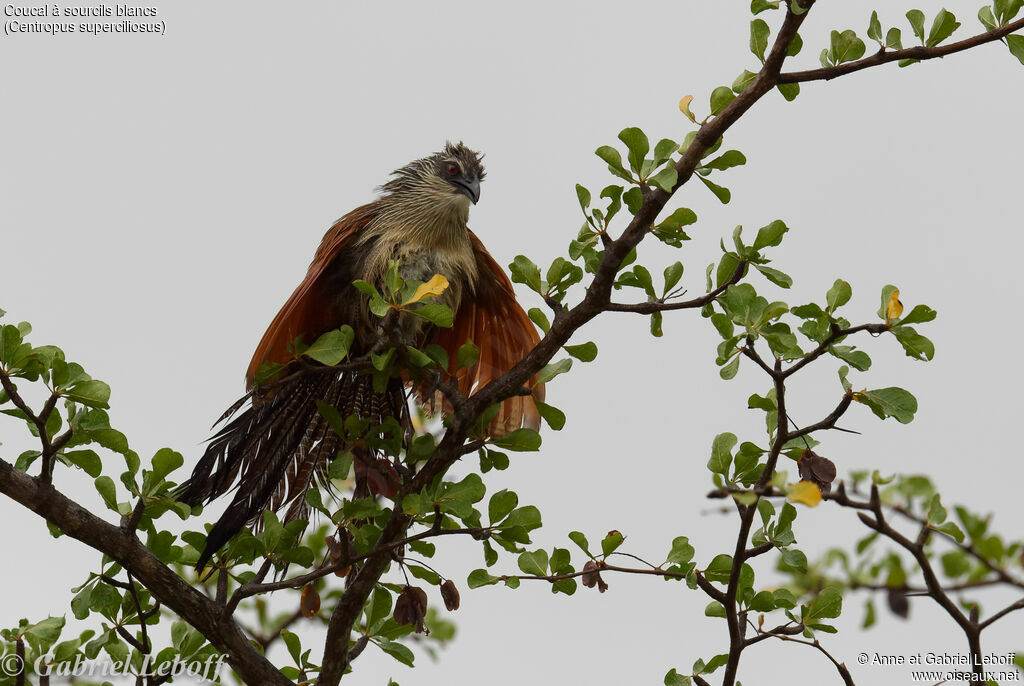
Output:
407,274,449,304
679,95,696,123
787,481,822,507
886,289,903,323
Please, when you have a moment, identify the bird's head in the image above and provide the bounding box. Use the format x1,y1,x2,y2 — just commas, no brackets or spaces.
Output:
380,142,486,207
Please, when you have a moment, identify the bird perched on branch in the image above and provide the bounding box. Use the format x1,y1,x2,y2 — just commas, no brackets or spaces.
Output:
177,143,543,571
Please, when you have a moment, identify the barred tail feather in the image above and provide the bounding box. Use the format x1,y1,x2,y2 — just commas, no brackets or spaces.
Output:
177,370,411,571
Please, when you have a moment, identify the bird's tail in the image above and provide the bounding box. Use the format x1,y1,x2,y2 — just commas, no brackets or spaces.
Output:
176,369,411,571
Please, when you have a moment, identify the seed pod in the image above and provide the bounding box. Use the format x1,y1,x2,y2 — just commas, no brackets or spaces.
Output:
440,579,460,611
394,585,429,633
798,450,837,494
886,588,910,619
300,584,321,618
581,560,608,593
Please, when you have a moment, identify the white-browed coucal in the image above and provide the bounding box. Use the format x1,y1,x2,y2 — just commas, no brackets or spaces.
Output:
177,143,542,570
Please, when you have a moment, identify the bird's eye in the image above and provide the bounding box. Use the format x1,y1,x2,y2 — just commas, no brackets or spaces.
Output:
447,163,459,176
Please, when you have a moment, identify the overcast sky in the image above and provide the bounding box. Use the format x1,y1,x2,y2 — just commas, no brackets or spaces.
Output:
2,2,1023,685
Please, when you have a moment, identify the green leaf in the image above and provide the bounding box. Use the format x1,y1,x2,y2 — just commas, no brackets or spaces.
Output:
703,150,747,171
367,587,393,629
379,639,415,667
595,145,632,181
709,86,736,116
601,530,625,556
467,569,501,588
411,303,453,327
509,255,543,293
65,449,102,478
352,280,381,299
652,207,697,247
456,342,480,370
488,489,518,524
891,326,935,361
94,476,118,511
653,138,679,167
707,432,737,475
618,127,650,175
855,387,918,423
926,9,960,47
442,473,486,504
754,264,792,288
979,5,998,30
787,32,804,57
926,493,947,525
575,184,591,211
996,0,1024,24
537,358,572,383
493,428,542,452
253,361,284,386
907,9,926,42
897,304,937,326
568,531,592,556
650,311,663,337
534,400,566,430
705,601,727,618
704,554,734,584
564,342,598,362
304,327,354,366
750,0,780,13
1007,34,1024,64
752,219,788,250
66,380,111,409
663,262,684,294
664,668,691,686
826,279,852,312
830,29,867,64
831,345,871,371
732,69,757,94
868,10,883,43
719,354,740,380
886,27,904,49
528,307,550,333
805,586,843,621
665,536,695,565
750,18,770,61
779,548,808,574
150,448,184,482
776,82,800,102
648,167,678,193
697,175,730,204
517,549,549,576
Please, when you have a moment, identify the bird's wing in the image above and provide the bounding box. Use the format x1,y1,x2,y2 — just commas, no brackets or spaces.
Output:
433,231,544,435
245,204,377,387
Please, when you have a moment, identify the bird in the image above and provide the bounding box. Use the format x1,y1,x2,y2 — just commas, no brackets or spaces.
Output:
176,142,543,571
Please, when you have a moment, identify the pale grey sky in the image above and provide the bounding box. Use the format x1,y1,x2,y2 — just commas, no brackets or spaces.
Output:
2,2,1023,685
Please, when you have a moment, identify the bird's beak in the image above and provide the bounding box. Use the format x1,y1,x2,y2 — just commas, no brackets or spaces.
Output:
453,176,481,204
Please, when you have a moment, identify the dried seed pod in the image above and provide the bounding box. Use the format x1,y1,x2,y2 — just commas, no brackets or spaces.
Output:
581,560,609,593
394,585,429,633
886,588,910,619
440,579,460,611
300,583,321,618
798,449,837,494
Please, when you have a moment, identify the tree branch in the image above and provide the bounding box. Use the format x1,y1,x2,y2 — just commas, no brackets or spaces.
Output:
0,458,293,686
779,18,1024,84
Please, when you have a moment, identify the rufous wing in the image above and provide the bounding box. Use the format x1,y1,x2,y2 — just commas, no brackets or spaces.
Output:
245,205,376,387
433,232,544,436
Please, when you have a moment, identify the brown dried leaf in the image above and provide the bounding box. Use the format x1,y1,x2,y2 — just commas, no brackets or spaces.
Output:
440,579,460,611
300,584,321,618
